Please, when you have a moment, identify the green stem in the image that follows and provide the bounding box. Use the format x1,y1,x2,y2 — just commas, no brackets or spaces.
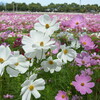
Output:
0,76,2,99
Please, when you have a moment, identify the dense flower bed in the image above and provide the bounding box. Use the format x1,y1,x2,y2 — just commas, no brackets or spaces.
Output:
0,13,100,100
0,13,100,33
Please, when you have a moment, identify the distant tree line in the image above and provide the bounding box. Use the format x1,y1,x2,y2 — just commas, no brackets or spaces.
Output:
0,2,100,13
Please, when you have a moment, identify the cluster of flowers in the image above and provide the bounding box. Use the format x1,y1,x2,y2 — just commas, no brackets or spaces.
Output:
54,68,95,100
0,13,35,32
1,13,100,33
0,14,99,100
60,14,100,32
0,30,23,39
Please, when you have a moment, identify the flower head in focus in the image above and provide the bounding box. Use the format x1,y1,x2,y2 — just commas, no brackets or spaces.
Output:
21,74,45,100
34,14,59,36
79,35,96,50
7,51,30,77
57,44,77,63
22,30,55,59
41,56,62,73
69,15,87,29
72,74,95,95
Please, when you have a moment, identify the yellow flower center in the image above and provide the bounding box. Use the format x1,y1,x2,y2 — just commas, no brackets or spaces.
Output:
62,95,66,98
82,60,85,64
45,24,50,29
29,85,34,91
48,60,54,65
0,58,4,63
63,49,68,54
14,63,19,66
81,83,85,86
27,58,32,60
82,42,87,45
76,22,79,25
40,42,44,46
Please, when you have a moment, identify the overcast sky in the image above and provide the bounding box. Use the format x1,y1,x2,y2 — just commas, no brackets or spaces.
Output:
1,0,100,5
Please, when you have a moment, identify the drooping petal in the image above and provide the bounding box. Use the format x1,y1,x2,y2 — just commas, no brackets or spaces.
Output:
32,88,41,99
26,92,31,100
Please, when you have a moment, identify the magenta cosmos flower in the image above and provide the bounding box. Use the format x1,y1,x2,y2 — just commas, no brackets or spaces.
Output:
69,15,87,29
79,35,96,50
72,74,95,95
55,90,69,100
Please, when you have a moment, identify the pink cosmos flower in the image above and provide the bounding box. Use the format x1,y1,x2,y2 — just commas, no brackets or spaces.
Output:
69,15,87,29
8,32,16,37
17,34,23,37
71,95,82,100
79,35,96,50
91,53,100,66
0,32,8,39
60,21,70,31
72,74,95,95
3,94,14,99
75,56,91,67
81,68,93,76
55,90,69,100
0,43,10,47
75,52,91,67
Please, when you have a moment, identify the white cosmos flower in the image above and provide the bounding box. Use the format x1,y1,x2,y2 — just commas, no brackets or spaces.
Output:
22,30,55,59
57,44,77,63
34,14,59,36
41,56,62,73
0,45,11,76
6,51,30,77
21,74,45,100
91,32,100,38
70,39,80,49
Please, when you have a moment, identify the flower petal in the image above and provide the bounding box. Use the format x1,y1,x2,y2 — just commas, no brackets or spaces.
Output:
32,88,41,99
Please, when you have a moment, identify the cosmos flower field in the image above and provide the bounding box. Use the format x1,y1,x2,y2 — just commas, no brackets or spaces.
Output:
0,12,100,100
